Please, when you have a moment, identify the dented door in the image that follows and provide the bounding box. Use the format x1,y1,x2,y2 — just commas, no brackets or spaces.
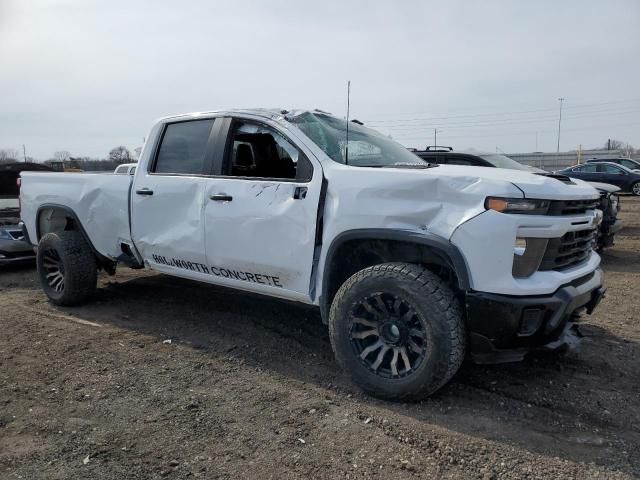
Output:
131,118,218,281
203,118,323,302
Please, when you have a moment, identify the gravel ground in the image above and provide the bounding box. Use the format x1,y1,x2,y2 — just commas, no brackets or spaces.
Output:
1,197,639,480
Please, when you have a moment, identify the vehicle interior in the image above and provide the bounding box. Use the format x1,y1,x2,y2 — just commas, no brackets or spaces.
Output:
227,123,300,180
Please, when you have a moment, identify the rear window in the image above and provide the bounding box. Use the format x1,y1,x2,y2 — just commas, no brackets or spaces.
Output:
154,119,215,175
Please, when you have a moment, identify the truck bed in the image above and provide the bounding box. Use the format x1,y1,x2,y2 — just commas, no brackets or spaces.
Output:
20,172,132,259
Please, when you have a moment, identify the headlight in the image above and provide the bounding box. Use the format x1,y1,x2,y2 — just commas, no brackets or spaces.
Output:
512,237,549,278
485,197,550,215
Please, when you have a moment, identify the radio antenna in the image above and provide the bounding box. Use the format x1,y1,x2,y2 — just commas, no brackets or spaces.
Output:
345,80,351,165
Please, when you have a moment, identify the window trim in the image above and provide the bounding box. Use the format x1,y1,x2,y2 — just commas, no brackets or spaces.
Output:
218,117,314,183
148,117,220,176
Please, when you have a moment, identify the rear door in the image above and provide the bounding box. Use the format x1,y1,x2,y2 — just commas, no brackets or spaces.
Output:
202,117,323,302
131,117,219,282
596,164,627,187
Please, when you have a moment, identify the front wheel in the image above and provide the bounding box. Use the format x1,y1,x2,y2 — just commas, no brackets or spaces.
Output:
631,181,640,196
328,263,466,401
37,231,97,306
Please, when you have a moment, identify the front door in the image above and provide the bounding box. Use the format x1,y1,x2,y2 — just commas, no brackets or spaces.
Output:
131,117,219,281
203,117,323,302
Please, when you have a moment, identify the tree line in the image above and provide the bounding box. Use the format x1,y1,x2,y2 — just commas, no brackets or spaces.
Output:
0,145,141,171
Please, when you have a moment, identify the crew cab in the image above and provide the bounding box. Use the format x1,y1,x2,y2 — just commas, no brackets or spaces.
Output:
19,109,605,400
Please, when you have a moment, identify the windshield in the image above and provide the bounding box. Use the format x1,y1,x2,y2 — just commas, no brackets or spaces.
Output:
478,153,530,171
288,112,428,167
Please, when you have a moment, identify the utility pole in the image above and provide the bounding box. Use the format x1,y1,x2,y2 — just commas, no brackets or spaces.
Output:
556,97,564,153
22,144,26,163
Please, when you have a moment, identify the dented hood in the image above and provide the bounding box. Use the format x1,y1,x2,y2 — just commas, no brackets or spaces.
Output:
414,165,600,201
322,163,601,242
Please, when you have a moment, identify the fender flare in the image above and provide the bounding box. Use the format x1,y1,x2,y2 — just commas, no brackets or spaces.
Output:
319,228,472,321
35,203,114,266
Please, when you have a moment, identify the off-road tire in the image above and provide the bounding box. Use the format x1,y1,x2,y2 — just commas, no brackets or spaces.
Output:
37,231,97,306
631,181,640,196
329,263,466,401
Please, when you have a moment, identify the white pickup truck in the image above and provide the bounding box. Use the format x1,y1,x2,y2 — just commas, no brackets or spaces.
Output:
19,109,605,400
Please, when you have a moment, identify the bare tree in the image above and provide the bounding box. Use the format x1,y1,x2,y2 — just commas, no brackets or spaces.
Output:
0,148,21,163
134,147,142,160
108,146,132,164
605,139,635,156
54,150,71,162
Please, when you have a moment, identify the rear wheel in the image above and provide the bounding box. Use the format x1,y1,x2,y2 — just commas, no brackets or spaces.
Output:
37,231,97,306
631,181,640,196
329,263,466,401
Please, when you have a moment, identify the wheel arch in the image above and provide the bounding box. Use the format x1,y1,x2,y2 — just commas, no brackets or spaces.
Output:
319,229,471,323
36,204,115,271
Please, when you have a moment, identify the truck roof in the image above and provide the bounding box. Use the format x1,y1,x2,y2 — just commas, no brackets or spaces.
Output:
156,108,291,123
155,108,341,125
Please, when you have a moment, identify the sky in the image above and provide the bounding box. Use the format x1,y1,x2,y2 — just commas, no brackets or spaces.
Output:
1,0,639,160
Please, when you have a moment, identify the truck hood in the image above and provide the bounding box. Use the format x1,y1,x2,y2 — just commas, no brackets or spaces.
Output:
586,181,620,194
414,165,600,201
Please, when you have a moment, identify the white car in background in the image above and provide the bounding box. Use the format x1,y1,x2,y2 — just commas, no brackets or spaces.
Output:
114,163,137,175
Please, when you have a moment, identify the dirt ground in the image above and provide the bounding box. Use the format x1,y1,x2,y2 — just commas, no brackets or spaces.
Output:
1,198,639,480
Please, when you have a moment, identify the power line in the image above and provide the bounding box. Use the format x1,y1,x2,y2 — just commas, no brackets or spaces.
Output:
364,97,640,125
370,107,640,132
389,120,640,141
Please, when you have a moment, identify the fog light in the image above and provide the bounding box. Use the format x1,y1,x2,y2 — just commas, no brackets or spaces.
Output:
512,238,549,278
514,237,527,256
519,308,544,336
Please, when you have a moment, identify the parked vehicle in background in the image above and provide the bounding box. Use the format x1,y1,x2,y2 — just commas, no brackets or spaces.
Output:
557,162,640,196
411,148,623,250
114,163,137,175
585,157,640,172
0,163,54,265
20,109,605,400
0,196,35,264
410,146,532,171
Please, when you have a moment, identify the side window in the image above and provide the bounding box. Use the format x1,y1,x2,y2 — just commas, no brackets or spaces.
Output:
445,155,475,166
428,154,445,164
621,160,637,170
115,165,127,174
598,164,623,174
154,119,215,175
225,121,312,181
575,164,597,172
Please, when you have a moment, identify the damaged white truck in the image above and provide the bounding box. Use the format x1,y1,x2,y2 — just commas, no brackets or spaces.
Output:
20,109,605,400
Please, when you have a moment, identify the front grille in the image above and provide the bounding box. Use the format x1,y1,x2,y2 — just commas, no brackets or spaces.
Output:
546,199,599,216
539,228,596,271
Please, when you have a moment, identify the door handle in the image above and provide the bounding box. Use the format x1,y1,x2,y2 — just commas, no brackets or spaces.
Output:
293,186,308,200
135,189,154,196
210,194,233,201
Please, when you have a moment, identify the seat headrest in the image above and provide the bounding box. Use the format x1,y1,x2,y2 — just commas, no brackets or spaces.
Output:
236,144,254,167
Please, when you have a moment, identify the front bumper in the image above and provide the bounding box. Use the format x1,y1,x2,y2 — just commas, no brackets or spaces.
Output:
465,268,604,363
